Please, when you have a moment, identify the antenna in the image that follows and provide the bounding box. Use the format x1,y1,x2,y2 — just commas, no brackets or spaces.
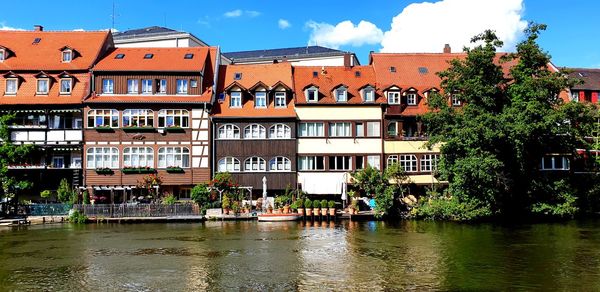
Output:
110,1,120,31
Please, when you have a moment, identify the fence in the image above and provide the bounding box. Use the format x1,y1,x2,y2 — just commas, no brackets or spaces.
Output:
24,204,72,216
73,204,200,218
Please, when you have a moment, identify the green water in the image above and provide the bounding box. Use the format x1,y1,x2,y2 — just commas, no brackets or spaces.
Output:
1,220,600,291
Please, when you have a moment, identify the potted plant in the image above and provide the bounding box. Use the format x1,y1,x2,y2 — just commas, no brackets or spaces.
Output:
296,198,304,215
350,199,359,215
243,202,250,214
312,200,320,216
222,194,231,215
290,201,298,214
267,203,273,214
256,198,263,210
304,199,313,216
320,199,328,217
283,203,290,214
328,200,336,216
231,201,240,215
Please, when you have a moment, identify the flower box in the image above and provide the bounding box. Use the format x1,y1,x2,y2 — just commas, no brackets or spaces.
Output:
166,167,185,173
165,126,186,133
95,126,114,132
122,126,156,133
122,167,156,174
95,168,114,175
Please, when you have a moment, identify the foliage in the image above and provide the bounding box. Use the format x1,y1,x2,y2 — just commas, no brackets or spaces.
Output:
304,199,312,209
163,193,176,205
290,201,298,210
413,192,493,221
136,174,163,199
531,179,578,218
57,178,74,203
320,199,328,209
221,194,231,210
191,183,211,206
210,172,237,194
351,166,386,197
68,210,88,224
296,198,304,208
82,190,90,205
328,200,335,208
40,190,52,198
350,199,358,210
312,200,320,208
231,201,240,214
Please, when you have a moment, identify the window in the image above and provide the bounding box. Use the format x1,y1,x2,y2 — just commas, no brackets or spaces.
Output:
122,109,154,127
541,156,570,170
142,79,153,94
157,79,167,94
355,123,364,137
388,91,400,104
363,87,375,102
329,156,352,170
234,73,242,80
123,147,154,168
298,156,325,170
407,93,417,105
0,49,5,61
230,91,242,107
255,91,267,108
158,109,189,128
299,122,324,137
356,156,364,170
62,50,72,62
158,147,190,168
244,124,266,139
176,79,188,94
190,79,198,88
367,155,381,170
115,54,125,59
399,155,418,172
127,79,139,94
571,92,579,102
60,79,72,94
144,53,154,59
451,94,461,106
86,147,119,169
387,122,398,136
218,157,240,172
421,154,440,172
387,155,398,166
335,87,347,102
270,124,291,139
244,157,266,172
184,53,194,59
102,79,114,94
218,124,240,139
36,79,49,94
52,156,65,168
367,122,380,137
306,87,318,102
329,122,351,137
87,109,119,128
270,157,291,171
389,66,396,73
5,79,17,94
275,92,286,107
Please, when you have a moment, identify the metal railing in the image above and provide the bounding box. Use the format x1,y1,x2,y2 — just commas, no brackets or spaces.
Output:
73,203,200,218
24,204,72,216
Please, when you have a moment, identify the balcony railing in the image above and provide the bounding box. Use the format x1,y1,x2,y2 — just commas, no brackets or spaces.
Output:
9,129,82,143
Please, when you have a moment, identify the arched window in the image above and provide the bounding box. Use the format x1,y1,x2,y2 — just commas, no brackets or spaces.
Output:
218,157,240,172
244,157,266,172
218,124,240,139
244,124,266,139
123,109,154,127
158,147,190,168
269,124,291,139
269,157,291,171
387,122,397,136
158,109,189,128
123,147,154,168
86,147,119,169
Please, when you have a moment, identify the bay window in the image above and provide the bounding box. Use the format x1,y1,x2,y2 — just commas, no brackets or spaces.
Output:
158,109,189,128
87,109,119,128
122,109,154,127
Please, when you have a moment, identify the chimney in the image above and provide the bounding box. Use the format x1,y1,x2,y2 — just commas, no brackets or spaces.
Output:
34,25,43,32
343,53,352,68
443,44,451,54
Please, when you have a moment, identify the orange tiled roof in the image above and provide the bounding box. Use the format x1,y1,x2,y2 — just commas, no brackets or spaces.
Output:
93,47,213,72
293,66,384,105
0,72,89,105
213,63,296,118
0,31,110,71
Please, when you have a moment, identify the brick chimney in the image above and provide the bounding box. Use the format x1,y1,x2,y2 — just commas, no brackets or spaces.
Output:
343,53,353,68
34,25,43,32
443,44,451,54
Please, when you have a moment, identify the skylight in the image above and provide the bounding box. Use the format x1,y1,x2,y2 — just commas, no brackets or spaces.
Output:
234,73,242,80
355,71,361,77
32,38,41,45
312,71,318,78
144,54,154,59
389,66,396,73
184,53,194,59
115,54,125,59
418,67,428,74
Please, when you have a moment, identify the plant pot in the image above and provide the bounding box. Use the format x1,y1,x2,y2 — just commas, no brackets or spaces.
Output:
329,208,335,216
267,208,273,214
321,208,328,216
283,206,290,214
297,208,304,215
306,208,312,216
244,209,250,214
313,208,320,216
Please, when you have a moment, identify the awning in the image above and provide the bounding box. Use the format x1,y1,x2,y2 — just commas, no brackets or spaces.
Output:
299,172,346,195
53,147,81,151
50,109,81,113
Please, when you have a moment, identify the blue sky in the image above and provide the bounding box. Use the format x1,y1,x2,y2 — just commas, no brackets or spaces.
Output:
1,0,597,68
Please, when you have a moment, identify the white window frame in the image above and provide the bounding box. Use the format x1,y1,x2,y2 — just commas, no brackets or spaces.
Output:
123,147,154,168
244,124,266,139
335,87,347,103
244,156,266,172
407,92,417,105
387,91,400,105
127,79,139,94
421,154,440,172
540,156,570,171
366,121,380,137
177,79,188,94
306,87,319,103
387,155,398,167
269,156,291,172
59,78,72,95
255,91,267,108
158,109,189,128
451,94,461,106
158,146,190,168
218,124,240,139
102,79,114,94
328,122,351,137
62,50,72,62
5,78,17,95
355,122,364,137
157,79,167,94
0,49,5,62
230,91,242,108
367,155,381,170
36,78,49,94
218,157,240,172
87,109,119,128
86,147,119,169
299,122,324,137
269,124,291,139
329,156,352,171
122,109,154,127
363,87,375,102
298,156,325,171
274,91,287,108
400,155,418,172
142,79,153,94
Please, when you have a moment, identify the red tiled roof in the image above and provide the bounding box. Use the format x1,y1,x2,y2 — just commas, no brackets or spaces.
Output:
93,47,213,72
213,63,296,118
0,31,110,71
293,66,383,105
0,72,89,105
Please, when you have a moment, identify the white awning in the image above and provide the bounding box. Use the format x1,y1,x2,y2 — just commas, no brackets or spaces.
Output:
299,172,346,195
50,109,81,113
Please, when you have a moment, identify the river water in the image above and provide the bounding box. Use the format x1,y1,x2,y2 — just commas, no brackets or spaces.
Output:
1,220,600,291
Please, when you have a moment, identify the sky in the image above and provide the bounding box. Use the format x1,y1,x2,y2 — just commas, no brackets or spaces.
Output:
0,0,598,68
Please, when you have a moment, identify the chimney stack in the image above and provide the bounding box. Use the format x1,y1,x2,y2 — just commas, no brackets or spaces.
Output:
443,44,451,54
343,53,353,68
34,25,43,32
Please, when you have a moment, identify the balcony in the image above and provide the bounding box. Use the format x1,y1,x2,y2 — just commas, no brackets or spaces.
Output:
47,130,83,142
9,129,83,144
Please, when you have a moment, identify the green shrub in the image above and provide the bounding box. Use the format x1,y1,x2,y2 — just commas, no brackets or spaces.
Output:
328,200,335,208
304,199,312,208
320,199,328,209
296,198,304,208
191,183,211,206
40,190,52,198
290,201,298,210
412,195,492,221
82,191,90,205
163,193,176,205
312,200,320,208
68,210,88,224
222,194,231,210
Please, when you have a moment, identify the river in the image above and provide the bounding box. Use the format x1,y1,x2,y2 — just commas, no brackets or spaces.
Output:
1,220,600,291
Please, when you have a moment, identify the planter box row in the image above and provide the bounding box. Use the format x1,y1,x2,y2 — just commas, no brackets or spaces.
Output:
94,127,186,133
94,168,185,174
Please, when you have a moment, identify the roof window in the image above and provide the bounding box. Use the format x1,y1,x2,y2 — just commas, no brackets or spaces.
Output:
144,53,154,59
115,54,125,59
312,71,318,78
184,53,194,59
234,73,242,80
32,38,41,45
389,66,396,73
355,71,361,77
418,67,428,74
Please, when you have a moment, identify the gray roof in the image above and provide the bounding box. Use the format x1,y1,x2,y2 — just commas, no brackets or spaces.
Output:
113,26,181,40
222,46,352,63
566,68,600,91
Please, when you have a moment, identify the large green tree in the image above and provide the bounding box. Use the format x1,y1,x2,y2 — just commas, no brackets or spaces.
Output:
422,24,596,220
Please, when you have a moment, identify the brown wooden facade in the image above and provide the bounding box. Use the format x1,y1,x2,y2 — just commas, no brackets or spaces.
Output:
92,73,204,96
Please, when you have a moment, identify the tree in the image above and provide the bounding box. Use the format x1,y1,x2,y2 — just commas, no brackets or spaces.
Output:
57,178,74,204
351,166,386,197
191,183,211,207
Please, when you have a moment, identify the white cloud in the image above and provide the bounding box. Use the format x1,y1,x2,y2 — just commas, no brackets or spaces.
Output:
224,9,260,18
245,10,261,17
380,0,527,53
0,22,25,31
73,28,85,31
306,20,384,49
278,19,291,29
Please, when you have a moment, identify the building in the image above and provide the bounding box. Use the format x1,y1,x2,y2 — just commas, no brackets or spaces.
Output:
0,26,112,200
293,65,385,197
113,26,209,48
83,46,218,202
223,46,359,66
212,63,296,196
566,68,600,103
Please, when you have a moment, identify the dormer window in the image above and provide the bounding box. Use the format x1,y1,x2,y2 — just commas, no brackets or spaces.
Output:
0,49,5,62
37,79,49,95
306,86,319,103
255,91,267,108
387,91,400,104
362,86,375,103
5,78,17,95
62,50,72,62
451,94,461,106
275,91,286,108
406,92,417,105
60,78,72,95
335,86,348,103
230,91,242,108
234,73,242,80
